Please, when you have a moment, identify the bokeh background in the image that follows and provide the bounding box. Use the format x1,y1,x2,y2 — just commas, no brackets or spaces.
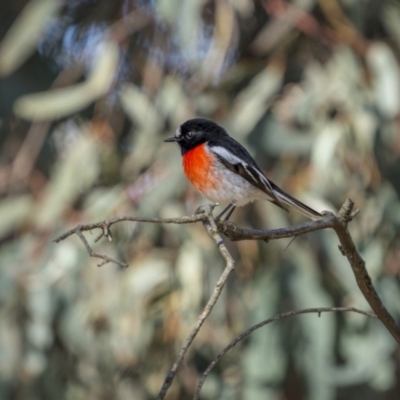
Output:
1,0,400,399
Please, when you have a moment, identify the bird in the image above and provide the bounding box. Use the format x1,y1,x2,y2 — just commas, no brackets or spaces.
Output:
164,118,321,221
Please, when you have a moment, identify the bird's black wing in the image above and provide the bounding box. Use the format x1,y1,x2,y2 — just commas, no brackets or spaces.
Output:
208,136,322,219
208,137,288,211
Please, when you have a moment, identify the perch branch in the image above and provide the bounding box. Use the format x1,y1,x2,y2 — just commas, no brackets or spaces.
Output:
193,307,377,400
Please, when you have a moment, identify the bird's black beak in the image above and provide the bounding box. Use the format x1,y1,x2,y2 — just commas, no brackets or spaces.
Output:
164,136,178,143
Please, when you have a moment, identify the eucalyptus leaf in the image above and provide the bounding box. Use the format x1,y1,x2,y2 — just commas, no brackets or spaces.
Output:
0,195,32,237
0,0,60,77
35,131,100,229
14,41,119,120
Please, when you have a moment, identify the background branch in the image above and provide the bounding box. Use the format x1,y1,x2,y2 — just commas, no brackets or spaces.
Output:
193,307,377,400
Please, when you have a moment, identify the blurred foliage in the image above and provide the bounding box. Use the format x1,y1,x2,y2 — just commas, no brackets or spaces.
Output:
1,0,400,399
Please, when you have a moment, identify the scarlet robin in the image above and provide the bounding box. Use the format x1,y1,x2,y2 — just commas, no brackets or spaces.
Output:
165,118,321,221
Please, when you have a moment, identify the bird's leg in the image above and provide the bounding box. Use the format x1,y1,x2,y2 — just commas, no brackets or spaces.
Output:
216,204,234,221
215,204,237,221
223,206,236,222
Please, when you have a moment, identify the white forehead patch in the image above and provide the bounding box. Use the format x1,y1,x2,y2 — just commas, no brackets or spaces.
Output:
175,127,182,138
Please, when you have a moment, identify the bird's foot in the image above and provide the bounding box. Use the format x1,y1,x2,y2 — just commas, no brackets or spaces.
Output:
195,203,219,216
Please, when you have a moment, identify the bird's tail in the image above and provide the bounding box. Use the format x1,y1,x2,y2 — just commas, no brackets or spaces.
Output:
271,182,322,220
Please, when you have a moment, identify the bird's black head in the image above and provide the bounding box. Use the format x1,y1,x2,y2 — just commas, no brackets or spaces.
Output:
164,118,229,154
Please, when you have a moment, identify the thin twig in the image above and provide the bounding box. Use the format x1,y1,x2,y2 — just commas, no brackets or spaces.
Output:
156,204,236,400
75,227,127,268
193,306,377,400
53,213,207,267
54,214,206,243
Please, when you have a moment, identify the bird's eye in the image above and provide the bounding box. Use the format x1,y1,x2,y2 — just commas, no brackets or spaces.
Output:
186,131,194,139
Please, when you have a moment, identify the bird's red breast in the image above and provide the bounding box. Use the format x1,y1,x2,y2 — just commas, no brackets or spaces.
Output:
182,143,220,195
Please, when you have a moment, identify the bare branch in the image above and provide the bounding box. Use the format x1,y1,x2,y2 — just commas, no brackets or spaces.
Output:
156,204,235,400
53,197,400,400
193,307,377,400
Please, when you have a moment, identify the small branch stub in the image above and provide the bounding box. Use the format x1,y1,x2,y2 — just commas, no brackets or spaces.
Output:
338,197,354,224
